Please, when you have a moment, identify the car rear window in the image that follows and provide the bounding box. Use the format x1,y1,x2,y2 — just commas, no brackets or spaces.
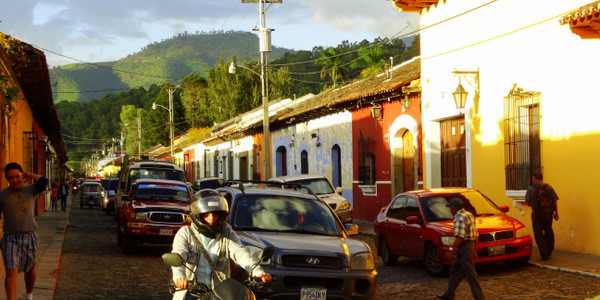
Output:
84,185,100,192
129,168,185,182
135,183,190,203
285,178,334,195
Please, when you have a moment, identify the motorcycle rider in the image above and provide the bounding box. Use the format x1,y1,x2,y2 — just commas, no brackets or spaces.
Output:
170,189,272,299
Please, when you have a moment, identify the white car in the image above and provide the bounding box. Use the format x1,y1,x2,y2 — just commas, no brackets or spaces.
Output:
269,174,353,223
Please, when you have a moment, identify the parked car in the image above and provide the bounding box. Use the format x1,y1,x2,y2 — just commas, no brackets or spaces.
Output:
117,179,192,254
374,188,533,276
115,157,185,219
79,180,103,209
218,180,376,299
101,178,118,215
191,177,225,192
269,174,353,223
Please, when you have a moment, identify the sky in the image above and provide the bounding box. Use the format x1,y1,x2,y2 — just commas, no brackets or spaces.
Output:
0,0,419,67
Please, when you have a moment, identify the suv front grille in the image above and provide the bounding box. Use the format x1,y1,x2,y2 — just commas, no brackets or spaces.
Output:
150,212,184,224
478,230,514,243
282,254,343,269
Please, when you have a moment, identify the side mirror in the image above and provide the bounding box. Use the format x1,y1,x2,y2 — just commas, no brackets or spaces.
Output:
345,223,359,236
499,205,510,213
261,245,276,262
406,216,420,224
161,253,185,267
335,187,343,194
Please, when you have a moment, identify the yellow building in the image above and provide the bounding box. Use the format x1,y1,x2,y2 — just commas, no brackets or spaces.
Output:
392,0,600,255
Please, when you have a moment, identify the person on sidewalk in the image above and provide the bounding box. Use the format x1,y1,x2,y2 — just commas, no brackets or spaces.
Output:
525,171,559,261
437,198,486,300
0,162,48,300
50,183,58,212
58,180,69,212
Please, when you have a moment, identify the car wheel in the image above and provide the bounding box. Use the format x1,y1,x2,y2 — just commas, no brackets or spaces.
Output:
122,234,136,255
380,237,398,266
117,224,124,246
424,244,448,277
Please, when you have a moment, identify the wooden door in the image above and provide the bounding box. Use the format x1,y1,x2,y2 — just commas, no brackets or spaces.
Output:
441,118,466,187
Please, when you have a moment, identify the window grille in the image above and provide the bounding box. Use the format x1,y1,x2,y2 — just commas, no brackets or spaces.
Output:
359,152,375,185
503,86,541,190
300,150,308,174
22,131,36,173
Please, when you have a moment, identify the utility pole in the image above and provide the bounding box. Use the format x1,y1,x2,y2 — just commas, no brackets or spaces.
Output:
137,117,142,156
242,0,281,180
167,87,176,161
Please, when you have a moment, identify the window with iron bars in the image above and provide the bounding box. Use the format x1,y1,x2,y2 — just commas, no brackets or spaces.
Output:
358,152,375,185
503,86,541,190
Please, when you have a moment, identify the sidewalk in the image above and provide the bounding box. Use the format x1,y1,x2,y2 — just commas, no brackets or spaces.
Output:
354,219,600,279
0,195,71,300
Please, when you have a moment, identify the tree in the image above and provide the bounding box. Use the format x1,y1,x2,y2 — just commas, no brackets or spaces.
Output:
206,57,244,123
351,44,387,78
180,73,210,127
315,47,350,89
120,105,145,155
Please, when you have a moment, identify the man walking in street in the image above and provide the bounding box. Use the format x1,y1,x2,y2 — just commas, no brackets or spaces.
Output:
58,180,69,212
525,171,559,261
437,198,485,300
0,162,48,300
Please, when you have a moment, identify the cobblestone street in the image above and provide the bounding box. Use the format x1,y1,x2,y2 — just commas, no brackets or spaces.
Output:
53,205,600,299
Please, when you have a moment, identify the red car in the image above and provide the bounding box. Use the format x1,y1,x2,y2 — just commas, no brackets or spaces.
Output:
117,179,192,254
374,188,532,276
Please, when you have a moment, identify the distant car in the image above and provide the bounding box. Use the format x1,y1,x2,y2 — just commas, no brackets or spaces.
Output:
79,180,103,209
101,178,118,215
117,179,192,254
374,188,533,276
191,177,225,192
218,181,376,299
269,174,353,223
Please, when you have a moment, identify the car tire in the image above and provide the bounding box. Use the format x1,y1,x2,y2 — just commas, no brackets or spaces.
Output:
424,244,448,277
122,234,136,255
117,224,124,246
380,237,398,266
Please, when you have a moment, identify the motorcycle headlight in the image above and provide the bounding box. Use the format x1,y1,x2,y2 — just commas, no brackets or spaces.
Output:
133,212,148,221
338,200,351,211
351,252,375,270
440,236,456,246
246,245,272,265
516,226,530,239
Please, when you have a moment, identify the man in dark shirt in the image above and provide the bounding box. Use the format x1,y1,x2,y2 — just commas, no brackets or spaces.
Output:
0,162,48,300
525,171,559,261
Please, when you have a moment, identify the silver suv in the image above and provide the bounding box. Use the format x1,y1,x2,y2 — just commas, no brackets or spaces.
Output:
218,181,376,299
269,174,353,223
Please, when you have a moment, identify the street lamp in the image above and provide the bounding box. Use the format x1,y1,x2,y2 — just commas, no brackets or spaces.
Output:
229,61,271,180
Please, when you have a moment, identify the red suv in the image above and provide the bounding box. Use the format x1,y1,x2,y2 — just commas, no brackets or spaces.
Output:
117,179,192,254
374,188,532,276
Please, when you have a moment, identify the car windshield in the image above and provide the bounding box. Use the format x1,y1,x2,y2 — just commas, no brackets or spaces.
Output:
232,195,341,236
287,178,334,195
108,179,119,190
129,168,185,182
83,184,100,192
134,183,190,203
420,191,504,222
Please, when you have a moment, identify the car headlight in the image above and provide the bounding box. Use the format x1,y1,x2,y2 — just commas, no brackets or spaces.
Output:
338,200,351,211
101,191,106,197
351,252,375,270
440,236,456,246
515,227,530,239
246,246,272,265
133,212,148,220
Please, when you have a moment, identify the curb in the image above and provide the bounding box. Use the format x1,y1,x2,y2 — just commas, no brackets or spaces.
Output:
528,261,600,279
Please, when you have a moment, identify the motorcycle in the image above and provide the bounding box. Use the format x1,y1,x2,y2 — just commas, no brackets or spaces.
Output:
162,245,275,300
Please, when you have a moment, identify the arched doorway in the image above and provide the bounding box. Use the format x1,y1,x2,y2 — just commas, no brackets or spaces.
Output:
275,146,287,177
392,129,415,196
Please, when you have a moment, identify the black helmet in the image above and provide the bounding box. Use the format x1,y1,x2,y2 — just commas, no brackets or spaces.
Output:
190,189,229,238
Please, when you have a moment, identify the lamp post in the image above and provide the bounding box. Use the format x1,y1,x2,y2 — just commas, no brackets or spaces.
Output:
154,86,178,161
238,0,280,180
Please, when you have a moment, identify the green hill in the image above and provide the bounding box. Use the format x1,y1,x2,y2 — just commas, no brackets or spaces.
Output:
50,31,293,103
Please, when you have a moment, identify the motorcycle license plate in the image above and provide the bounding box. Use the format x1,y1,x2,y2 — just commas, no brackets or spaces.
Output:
160,229,174,236
301,287,326,300
487,245,506,256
